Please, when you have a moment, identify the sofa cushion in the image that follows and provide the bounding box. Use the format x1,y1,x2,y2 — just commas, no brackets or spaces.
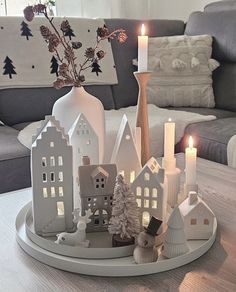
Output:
0,125,29,161
0,85,114,126
185,10,236,63
105,19,185,109
179,117,236,164
147,35,219,108
204,0,236,12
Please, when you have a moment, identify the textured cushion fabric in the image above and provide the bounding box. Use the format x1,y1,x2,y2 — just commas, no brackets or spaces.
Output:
185,10,236,62
213,62,236,112
204,0,236,12
105,19,185,109
147,35,219,108
0,125,29,161
0,85,114,126
177,117,236,165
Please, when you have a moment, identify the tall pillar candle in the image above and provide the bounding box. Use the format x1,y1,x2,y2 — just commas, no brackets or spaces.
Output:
138,23,148,72
163,118,176,172
185,136,197,186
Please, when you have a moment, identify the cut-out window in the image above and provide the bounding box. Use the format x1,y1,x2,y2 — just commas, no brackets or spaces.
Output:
130,171,135,183
96,184,99,188
94,210,99,215
59,186,64,197
50,141,54,147
125,134,130,140
152,200,157,209
43,188,48,198
96,178,99,182
86,140,91,145
142,211,150,227
93,198,97,202
144,187,149,197
42,173,47,182
136,198,141,207
42,157,47,167
191,218,197,225
50,156,55,167
144,199,149,208
136,187,142,197
88,198,91,202
204,219,209,225
51,187,56,197
104,196,107,201
50,172,55,182
144,172,150,181
58,156,63,166
58,171,63,182
152,188,158,198
57,201,64,216
101,184,105,188
86,130,89,134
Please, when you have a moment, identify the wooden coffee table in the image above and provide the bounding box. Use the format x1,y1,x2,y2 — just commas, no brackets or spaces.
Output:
0,154,236,291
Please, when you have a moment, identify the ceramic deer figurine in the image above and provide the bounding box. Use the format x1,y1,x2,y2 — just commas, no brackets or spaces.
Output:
55,209,92,247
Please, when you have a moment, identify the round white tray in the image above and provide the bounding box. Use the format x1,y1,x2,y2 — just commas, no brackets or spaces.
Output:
24,204,134,259
16,202,217,277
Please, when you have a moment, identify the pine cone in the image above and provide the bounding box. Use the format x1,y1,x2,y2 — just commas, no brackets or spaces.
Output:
48,43,55,52
61,20,71,33
33,4,46,14
97,50,105,60
85,47,95,59
49,33,60,48
53,78,65,89
117,31,128,43
23,6,34,22
58,63,68,78
78,75,85,82
97,25,109,38
72,41,82,49
40,25,52,40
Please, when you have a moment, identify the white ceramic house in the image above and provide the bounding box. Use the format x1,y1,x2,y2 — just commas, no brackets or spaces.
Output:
78,158,117,232
111,114,141,184
179,191,215,240
31,116,74,236
131,157,167,228
68,113,99,208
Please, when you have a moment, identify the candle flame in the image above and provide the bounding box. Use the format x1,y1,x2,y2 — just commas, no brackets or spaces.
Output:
141,23,145,36
189,136,194,148
168,118,172,122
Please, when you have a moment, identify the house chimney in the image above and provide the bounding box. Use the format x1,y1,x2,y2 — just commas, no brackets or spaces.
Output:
188,191,198,205
82,156,90,166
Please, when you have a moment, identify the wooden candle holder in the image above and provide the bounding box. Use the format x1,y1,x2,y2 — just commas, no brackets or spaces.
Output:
134,71,151,166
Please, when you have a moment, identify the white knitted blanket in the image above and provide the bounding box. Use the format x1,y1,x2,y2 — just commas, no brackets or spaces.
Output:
18,104,216,160
227,135,236,168
0,17,117,88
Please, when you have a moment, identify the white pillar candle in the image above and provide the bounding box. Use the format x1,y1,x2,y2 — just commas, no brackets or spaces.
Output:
138,24,148,72
185,136,197,185
164,118,175,159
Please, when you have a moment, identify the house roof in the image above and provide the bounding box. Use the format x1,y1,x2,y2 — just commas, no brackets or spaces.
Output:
179,196,215,218
168,206,184,229
91,166,109,179
68,113,97,140
32,116,69,147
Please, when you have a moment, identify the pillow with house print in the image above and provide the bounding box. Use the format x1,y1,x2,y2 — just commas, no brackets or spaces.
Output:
147,35,220,108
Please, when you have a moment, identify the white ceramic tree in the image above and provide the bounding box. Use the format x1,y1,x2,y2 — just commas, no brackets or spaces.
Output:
109,174,140,243
162,206,189,258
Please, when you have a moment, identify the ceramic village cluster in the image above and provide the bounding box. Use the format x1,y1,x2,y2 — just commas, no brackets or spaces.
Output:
31,113,215,263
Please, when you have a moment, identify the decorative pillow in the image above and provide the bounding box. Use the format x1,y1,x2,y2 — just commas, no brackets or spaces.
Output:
147,35,220,108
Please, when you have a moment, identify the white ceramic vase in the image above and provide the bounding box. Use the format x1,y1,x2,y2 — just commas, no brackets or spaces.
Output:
52,86,105,163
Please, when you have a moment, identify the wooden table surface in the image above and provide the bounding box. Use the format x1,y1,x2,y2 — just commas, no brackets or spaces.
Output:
0,154,236,292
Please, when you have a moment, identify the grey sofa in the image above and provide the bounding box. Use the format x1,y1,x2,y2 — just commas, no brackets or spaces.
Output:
1,0,236,194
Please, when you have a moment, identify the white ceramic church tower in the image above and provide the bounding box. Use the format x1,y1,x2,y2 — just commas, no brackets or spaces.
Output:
68,113,99,208
111,114,141,184
31,116,74,236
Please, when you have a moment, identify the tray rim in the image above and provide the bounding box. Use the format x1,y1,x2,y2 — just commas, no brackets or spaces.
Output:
15,202,217,277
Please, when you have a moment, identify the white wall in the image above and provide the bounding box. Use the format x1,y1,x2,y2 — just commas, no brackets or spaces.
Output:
56,0,217,20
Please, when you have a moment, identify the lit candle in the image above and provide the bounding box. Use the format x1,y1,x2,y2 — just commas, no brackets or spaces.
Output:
138,23,148,72
185,136,197,185
164,118,175,160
